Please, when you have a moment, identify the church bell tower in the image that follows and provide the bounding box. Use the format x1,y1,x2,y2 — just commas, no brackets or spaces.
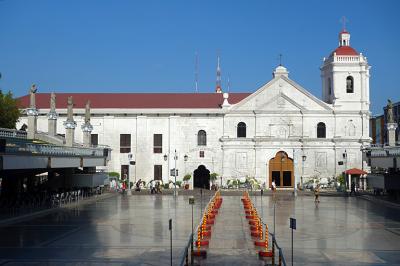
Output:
321,28,370,112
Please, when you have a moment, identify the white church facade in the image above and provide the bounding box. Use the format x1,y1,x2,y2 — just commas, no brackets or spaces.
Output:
18,29,371,189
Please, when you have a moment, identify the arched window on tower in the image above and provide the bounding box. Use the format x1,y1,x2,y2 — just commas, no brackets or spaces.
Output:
197,130,207,146
237,122,246,138
317,122,326,138
346,76,354,93
328,77,332,95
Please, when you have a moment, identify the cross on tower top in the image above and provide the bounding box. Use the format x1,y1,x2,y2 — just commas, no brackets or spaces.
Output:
278,53,283,66
340,16,348,31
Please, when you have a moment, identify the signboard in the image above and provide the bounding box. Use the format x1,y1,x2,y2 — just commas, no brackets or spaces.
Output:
189,196,195,205
290,217,296,230
170,169,179,176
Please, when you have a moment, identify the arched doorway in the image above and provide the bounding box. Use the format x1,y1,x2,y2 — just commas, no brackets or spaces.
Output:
269,151,294,188
193,165,210,189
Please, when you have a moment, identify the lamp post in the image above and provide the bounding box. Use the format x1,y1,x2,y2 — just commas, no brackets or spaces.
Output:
164,150,179,197
184,154,188,174
293,149,297,197
343,150,348,190
174,150,178,196
302,155,307,190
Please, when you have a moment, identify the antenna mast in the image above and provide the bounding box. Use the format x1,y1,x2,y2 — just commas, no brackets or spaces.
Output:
215,55,222,93
195,52,199,93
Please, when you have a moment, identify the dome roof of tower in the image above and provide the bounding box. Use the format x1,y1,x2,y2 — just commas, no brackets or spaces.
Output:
331,46,358,56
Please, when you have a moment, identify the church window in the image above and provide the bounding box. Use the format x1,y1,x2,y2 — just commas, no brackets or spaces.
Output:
237,122,246,138
317,122,326,138
153,134,162,153
120,134,131,153
346,76,354,93
199,151,204,158
198,130,207,146
91,134,98,147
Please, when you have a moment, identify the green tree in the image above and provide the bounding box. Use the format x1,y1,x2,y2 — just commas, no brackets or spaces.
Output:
0,90,20,129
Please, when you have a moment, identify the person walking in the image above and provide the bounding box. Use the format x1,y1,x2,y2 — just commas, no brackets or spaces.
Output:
314,184,320,204
350,181,356,196
149,180,155,194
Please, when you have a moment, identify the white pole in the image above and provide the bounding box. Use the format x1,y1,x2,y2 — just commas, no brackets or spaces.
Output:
174,149,177,197
293,149,297,197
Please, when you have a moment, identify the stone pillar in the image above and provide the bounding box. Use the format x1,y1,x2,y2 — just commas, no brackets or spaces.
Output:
387,123,397,146
63,96,76,147
48,118,57,136
48,92,58,136
81,100,93,147
27,111,38,139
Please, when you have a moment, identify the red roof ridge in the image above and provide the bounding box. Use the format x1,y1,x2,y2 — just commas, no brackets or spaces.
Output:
17,92,252,109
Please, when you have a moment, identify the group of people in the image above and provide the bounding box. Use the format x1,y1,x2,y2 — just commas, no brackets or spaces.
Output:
149,180,162,194
134,179,162,194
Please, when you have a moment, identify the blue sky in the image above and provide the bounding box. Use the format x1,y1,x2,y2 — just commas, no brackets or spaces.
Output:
0,0,399,115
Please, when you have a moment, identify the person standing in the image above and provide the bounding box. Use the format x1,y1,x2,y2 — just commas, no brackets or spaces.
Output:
271,179,276,201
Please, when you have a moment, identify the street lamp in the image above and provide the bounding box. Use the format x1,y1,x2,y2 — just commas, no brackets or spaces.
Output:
173,150,178,196
343,150,348,190
184,154,188,187
302,155,307,189
164,151,178,196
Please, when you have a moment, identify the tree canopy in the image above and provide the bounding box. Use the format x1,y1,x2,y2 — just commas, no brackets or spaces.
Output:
0,90,20,129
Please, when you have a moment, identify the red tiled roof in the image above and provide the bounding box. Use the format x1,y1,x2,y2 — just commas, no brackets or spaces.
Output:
331,46,358,56
345,168,367,175
17,93,251,109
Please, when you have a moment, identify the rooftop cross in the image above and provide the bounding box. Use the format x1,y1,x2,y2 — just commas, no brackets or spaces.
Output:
278,54,283,66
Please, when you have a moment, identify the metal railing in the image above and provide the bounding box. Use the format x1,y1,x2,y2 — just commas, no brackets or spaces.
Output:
179,190,219,266
268,232,287,266
4,139,108,157
247,192,287,266
0,127,27,139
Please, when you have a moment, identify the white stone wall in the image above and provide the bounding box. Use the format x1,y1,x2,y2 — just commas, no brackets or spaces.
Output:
17,62,370,189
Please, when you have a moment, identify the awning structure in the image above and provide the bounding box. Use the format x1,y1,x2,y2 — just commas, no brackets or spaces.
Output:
345,168,368,175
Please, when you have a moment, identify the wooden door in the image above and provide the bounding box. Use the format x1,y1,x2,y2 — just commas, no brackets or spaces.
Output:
269,151,294,188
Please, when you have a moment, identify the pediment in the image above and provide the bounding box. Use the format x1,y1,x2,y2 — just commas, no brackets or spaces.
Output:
228,75,332,113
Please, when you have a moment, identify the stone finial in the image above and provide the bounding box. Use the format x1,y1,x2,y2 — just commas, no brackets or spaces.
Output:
222,92,230,108
387,99,394,123
50,92,56,111
63,96,76,131
29,84,37,108
67,96,74,121
85,100,91,124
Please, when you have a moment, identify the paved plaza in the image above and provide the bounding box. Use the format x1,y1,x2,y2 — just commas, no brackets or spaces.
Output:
0,192,399,265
